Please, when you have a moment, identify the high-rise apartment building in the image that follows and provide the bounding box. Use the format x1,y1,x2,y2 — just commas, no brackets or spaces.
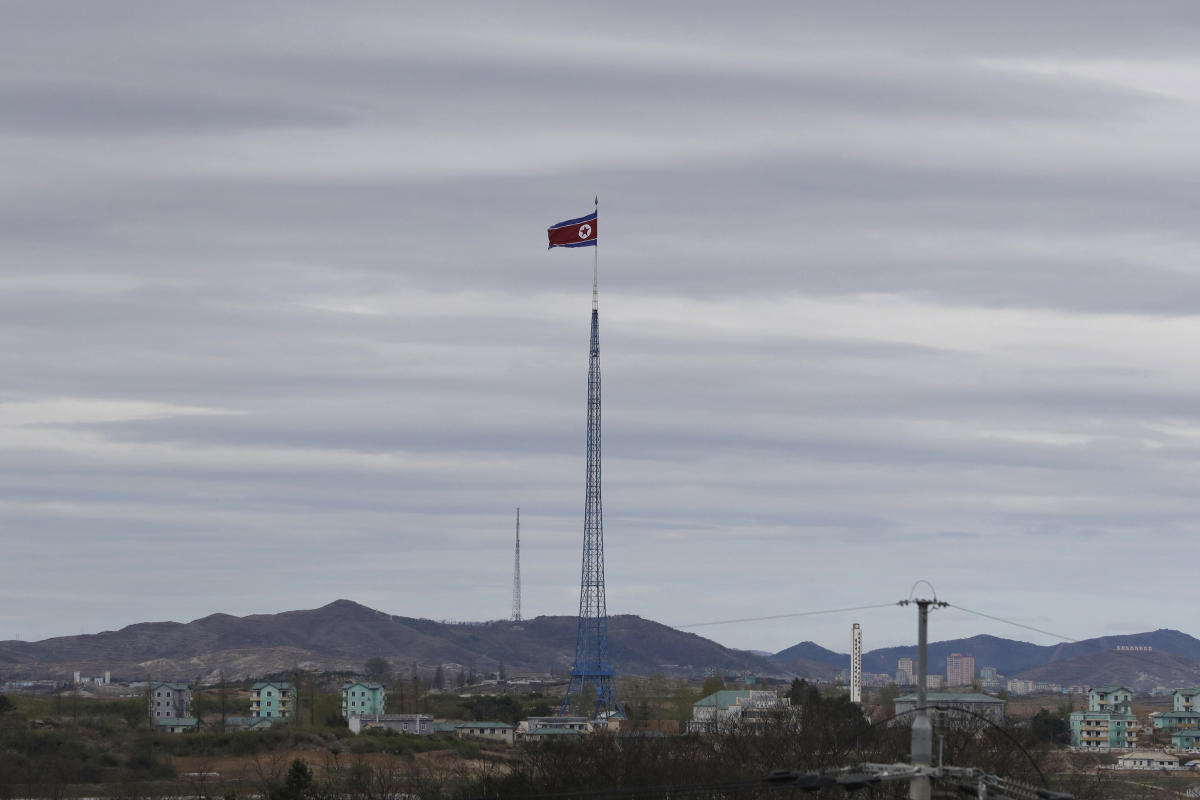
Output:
897,657,914,685
946,653,976,687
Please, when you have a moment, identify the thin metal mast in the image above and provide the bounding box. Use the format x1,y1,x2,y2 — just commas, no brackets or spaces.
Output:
560,197,620,718
512,508,522,622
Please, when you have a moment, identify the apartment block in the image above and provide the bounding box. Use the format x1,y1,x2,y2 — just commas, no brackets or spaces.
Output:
250,681,295,719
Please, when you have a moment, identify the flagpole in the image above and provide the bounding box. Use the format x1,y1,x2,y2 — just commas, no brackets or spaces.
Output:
592,195,599,311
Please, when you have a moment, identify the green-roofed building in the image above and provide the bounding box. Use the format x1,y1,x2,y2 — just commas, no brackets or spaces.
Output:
1070,709,1138,750
1069,686,1138,750
1175,689,1200,712
1152,709,1200,730
251,681,295,719
342,681,387,718
689,689,789,733
155,716,199,733
1088,687,1133,714
1173,730,1200,749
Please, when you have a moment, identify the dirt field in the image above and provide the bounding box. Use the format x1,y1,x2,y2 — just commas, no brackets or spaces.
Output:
167,744,516,793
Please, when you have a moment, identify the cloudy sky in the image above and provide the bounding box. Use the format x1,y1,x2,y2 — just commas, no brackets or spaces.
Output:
5,2,1200,656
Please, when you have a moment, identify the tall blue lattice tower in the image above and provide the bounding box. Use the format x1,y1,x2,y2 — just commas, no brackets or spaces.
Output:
559,303,621,718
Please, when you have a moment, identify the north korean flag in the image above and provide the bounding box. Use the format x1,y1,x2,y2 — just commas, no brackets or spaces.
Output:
547,211,597,249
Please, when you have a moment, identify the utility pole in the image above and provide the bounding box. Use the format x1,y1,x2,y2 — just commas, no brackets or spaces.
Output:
898,595,947,800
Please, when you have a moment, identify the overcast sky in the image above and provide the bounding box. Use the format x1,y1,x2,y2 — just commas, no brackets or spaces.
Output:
5,2,1200,657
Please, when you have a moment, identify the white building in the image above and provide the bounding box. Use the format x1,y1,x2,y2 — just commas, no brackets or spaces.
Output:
149,681,191,721
1116,751,1178,770
689,690,790,733
455,721,515,744
349,713,433,735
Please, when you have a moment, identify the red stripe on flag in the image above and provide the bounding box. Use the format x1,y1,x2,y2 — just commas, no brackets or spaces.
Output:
548,218,597,247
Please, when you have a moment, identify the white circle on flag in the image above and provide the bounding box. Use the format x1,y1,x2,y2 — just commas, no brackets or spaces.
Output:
578,224,592,239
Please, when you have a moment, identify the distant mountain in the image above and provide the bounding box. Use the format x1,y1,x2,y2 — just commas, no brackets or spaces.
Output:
771,629,1200,688
10,601,1200,689
1014,650,1200,692
773,641,850,676
0,600,781,682
859,635,1049,675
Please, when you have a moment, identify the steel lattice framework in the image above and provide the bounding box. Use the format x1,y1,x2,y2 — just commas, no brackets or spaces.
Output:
559,307,621,717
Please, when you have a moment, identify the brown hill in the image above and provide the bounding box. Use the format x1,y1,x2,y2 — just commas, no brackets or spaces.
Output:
0,599,782,682
1013,649,1200,691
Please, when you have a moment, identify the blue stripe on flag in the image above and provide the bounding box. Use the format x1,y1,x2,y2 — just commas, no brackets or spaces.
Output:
548,211,597,230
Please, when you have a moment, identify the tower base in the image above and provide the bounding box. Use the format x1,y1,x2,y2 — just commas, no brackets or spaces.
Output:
559,669,621,718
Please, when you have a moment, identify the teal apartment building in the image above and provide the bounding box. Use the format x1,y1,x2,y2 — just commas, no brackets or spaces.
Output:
250,681,295,719
1069,686,1138,750
1151,688,1200,749
342,681,387,718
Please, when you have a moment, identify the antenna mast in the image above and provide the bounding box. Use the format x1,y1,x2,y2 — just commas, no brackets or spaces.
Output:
512,508,522,622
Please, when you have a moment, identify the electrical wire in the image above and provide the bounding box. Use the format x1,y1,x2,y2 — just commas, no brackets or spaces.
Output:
674,602,901,629
948,604,1078,644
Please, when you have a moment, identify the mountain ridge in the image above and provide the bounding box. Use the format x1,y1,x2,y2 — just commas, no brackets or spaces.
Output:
0,600,781,682
5,600,1200,689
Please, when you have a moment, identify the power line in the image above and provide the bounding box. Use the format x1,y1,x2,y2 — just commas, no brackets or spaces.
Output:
949,604,1078,644
674,603,901,629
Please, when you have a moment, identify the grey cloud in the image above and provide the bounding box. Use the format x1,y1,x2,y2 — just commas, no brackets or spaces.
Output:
7,1,1200,651
0,79,351,136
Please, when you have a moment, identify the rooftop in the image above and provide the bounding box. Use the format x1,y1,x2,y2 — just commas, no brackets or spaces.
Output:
693,690,779,708
896,692,1004,704
527,727,586,736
